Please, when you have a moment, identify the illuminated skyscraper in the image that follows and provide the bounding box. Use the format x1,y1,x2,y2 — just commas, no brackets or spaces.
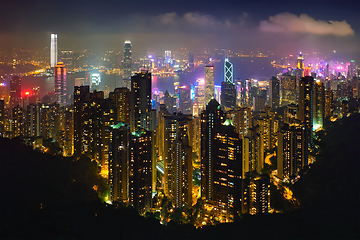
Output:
129,129,153,214
279,75,297,106
178,86,192,114
212,120,242,221
163,113,193,208
201,99,225,201
194,78,205,115
74,86,90,157
297,52,304,78
269,76,279,109
109,122,130,203
313,80,325,130
130,71,151,132
224,57,233,83
123,40,132,89
205,66,214,105
90,73,101,92
10,76,21,109
109,87,130,124
188,51,194,68
277,123,305,179
50,33,58,68
165,50,171,64
299,76,314,153
54,62,67,106
221,82,236,110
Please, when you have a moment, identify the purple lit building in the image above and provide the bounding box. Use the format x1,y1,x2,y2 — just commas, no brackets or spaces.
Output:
54,62,67,106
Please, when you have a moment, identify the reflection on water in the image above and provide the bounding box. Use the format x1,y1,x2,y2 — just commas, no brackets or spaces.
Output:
21,57,282,99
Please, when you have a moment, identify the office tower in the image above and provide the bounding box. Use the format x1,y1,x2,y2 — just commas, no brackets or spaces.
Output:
164,90,176,114
269,76,279,109
279,75,297,106
91,73,101,92
178,86,192,114
10,76,21,109
74,86,90,157
348,60,356,79
109,122,130,203
123,40,132,89
324,89,333,118
130,71,151,132
227,107,252,138
212,120,242,221
313,80,325,130
277,123,306,179
241,173,270,215
221,82,236,110
54,62,67,106
194,78,205,115
129,129,152,214
253,96,266,112
50,33,58,68
109,87,130,123
299,76,314,153
201,99,225,202
297,52,304,78
205,65,214,105
224,57,233,83
214,85,221,104
163,113,193,208
188,51,194,68
165,50,171,65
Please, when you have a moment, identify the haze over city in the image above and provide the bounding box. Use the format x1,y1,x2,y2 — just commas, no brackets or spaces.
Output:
0,0,359,239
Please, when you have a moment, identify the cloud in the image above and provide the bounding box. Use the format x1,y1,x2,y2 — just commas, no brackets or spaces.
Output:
259,13,354,36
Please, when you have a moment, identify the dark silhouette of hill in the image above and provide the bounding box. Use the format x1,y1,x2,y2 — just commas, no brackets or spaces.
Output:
0,114,359,239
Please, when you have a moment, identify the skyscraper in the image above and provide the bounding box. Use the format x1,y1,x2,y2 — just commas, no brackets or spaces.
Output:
123,40,132,89
165,50,171,64
109,87,130,124
130,71,151,132
221,81,236,110
299,76,314,154
224,57,233,83
74,86,90,157
201,99,225,202
205,66,214,105
188,51,194,68
269,76,280,109
109,122,130,203
178,86,192,114
279,75,297,106
163,113,193,208
129,129,153,214
54,62,67,106
50,33,58,68
212,121,242,221
10,76,21,109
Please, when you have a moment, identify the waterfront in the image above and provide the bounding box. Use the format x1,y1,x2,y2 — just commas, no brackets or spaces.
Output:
20,56,283,99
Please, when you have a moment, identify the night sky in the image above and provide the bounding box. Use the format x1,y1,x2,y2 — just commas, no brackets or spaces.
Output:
1,0,359,54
